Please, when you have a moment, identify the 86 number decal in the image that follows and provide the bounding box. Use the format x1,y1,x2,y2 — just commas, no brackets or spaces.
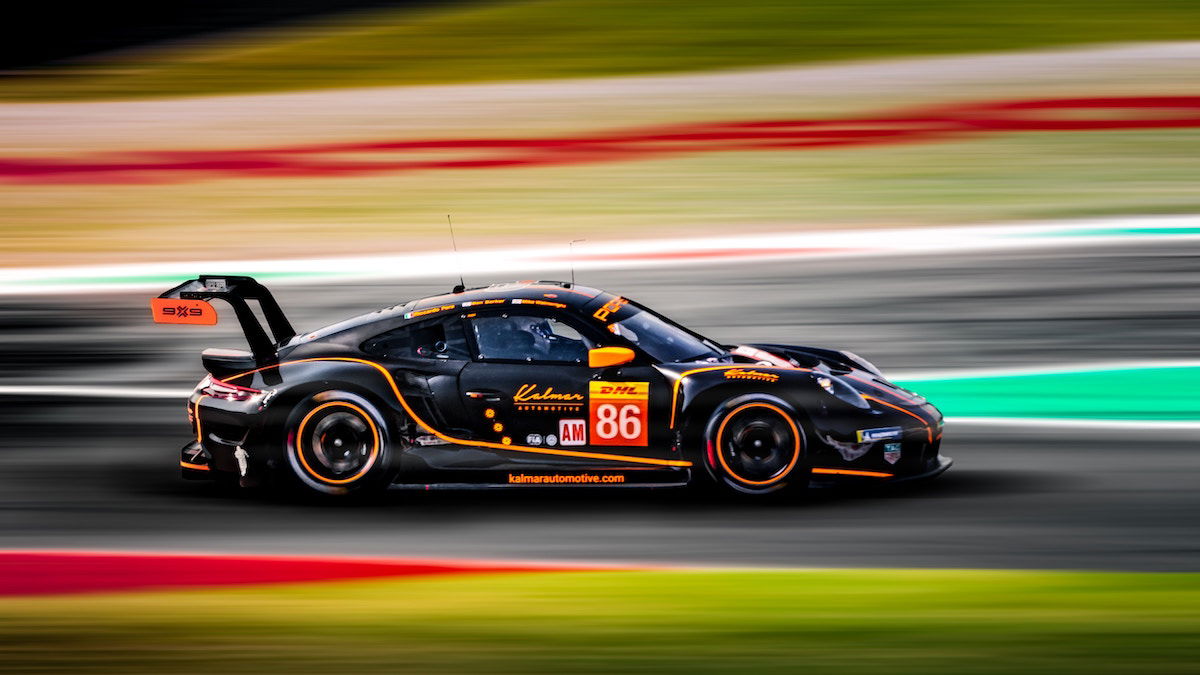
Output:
595,403,642,441
589,382,649,446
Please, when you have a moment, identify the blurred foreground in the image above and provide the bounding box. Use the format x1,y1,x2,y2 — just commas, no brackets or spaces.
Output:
2,569,1197,673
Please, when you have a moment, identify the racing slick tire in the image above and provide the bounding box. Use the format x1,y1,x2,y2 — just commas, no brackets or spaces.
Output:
702,395,811,496
282,391,395,496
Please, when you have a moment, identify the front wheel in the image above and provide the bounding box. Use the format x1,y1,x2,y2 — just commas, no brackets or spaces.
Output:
703,396,810,496
283,391,394,496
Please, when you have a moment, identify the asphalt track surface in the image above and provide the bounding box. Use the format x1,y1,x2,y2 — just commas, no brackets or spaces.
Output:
1,242,1197,571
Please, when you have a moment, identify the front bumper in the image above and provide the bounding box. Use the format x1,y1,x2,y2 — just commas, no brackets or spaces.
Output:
889,454,953,483
808,396,947,480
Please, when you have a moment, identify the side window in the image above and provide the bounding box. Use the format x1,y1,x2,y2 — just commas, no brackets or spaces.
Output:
362,317,469,360
469,312,595,363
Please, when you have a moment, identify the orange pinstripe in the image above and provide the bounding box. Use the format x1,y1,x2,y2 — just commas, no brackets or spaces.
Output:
226,357,692,468
862,395,933,443
812,467,893,478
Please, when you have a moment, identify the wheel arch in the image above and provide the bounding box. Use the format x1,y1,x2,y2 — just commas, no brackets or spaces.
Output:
257,361,415,452
674,375,817,463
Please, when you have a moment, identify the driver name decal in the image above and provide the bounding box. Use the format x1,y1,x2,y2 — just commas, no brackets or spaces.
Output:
589,382,649,446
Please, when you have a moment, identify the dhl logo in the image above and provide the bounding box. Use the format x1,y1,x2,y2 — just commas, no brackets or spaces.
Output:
590,381,649,400
723,368,780,382
592,296,629,322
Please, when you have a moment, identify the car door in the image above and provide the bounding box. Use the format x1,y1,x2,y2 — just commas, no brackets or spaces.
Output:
360,314,472,435
456,308,673,464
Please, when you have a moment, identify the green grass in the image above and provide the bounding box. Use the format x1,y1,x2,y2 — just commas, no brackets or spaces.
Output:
5,0,1200,100
897,365,1200,421
0,569,1198,673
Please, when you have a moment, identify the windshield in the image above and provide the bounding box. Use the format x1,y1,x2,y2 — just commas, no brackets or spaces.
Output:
609,309,726,363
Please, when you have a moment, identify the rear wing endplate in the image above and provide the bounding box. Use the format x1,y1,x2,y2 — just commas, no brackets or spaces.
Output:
152,276,295,364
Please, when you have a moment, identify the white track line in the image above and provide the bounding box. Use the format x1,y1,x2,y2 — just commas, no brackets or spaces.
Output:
0,385,187,399
888,359,1200,381
1,214,1198,296
947,417,1200,430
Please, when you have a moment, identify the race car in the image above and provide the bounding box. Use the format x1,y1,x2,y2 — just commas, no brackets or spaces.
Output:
152,276,950,496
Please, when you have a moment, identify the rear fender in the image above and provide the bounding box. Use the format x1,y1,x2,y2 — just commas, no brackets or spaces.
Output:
229,360,415,452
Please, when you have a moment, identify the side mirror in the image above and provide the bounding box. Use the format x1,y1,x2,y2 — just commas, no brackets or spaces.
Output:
588,346,635,368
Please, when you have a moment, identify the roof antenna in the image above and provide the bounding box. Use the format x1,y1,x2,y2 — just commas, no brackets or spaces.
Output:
447,214,466,293
568,239,586,287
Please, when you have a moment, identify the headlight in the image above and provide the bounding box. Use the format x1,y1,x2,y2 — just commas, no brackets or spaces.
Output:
816,375,871,409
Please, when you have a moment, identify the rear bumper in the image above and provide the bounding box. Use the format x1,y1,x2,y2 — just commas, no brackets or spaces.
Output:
180,440,212,479
186,391,272,476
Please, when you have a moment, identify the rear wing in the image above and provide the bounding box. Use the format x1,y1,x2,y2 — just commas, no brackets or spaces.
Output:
151,275,295,364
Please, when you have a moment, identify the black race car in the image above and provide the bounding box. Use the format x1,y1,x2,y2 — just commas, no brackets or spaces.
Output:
153,276,949,496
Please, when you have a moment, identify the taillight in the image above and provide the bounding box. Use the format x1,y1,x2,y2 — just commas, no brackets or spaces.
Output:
201,377,264,402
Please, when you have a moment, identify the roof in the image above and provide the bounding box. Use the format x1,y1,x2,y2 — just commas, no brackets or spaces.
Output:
410,280,605,312
288,281,614,346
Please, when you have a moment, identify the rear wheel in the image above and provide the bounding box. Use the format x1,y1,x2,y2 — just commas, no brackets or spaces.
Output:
283,391,394,496
703,397,810,496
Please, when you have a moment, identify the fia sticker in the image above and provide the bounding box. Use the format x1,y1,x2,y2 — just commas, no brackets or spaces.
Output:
883,442,902,464
559,419,586,446
589,381,649,447
526,434,544,446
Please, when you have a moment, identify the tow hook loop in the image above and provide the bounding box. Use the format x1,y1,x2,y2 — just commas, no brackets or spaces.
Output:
234,446,249,477
234,446,259,488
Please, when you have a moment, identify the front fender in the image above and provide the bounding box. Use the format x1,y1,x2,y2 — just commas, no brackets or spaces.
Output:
671,368,822,453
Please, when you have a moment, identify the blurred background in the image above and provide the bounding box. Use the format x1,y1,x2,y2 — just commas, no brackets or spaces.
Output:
0,1,1198,672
